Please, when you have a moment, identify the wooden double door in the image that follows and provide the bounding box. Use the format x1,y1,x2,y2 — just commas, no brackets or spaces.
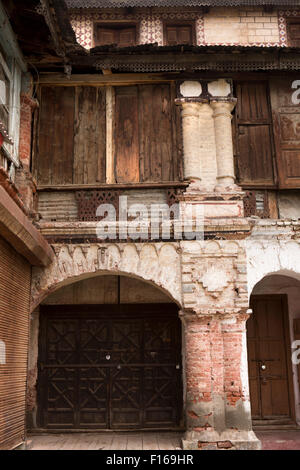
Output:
247,295,295,424
37,305,183,430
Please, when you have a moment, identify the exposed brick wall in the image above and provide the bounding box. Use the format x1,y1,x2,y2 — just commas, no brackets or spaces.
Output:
222,316,246,407
16,93,38,213
19,93,37,169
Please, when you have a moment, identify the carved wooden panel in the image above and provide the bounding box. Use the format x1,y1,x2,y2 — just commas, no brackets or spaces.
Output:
75,190,120,221
243,191,270,218
37,305,182,430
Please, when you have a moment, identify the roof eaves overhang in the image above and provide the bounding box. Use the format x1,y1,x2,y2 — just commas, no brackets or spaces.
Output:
65,1,300,9
67,44,300,72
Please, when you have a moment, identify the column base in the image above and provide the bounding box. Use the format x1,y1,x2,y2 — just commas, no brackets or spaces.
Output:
182,430,261,450
180,189,246,219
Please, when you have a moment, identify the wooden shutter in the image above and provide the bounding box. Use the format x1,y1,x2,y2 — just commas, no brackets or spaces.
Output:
114,84,183,184
118,28,136,47
95,25,136,47
235,81,275,187
0,236,30,450
166,24,193,45
115,86,139,183
270,78,300,189
139,83,182,182
36,86,75,185
287,19,300,46
96,27,117,45
36,86,106,186
73,86,106,184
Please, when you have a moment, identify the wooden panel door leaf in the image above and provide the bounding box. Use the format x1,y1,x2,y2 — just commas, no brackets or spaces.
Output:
73,86,106,184
37,86,75,185
139,84,173,182
235,81,275,188
270,78,300,188
115,86,140,183
115,84,183,184
247,296,295,423
36,86,106,185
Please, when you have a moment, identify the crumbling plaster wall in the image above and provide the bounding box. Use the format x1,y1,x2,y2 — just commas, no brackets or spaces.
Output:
29,238,257,448
246,238,300,298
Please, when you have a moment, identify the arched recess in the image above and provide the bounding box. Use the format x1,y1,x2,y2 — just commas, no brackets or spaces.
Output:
27,269,184,432
247,271,300,427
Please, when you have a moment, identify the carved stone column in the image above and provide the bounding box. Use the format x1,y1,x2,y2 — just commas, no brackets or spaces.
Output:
180,101,217,191
211,99,237,190
180,102,202,184
198,103,217,191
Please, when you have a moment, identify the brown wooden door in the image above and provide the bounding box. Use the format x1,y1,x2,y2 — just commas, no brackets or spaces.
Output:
247,295,295,424
234,81,275,188
37,305,183,430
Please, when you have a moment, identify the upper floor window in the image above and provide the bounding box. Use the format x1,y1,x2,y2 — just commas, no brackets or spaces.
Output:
286,18,300,47
93,23,137,47
164,22,195,46
0,50,21,166
0,52,11,138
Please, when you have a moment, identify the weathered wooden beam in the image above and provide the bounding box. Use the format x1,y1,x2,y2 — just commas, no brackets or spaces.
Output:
36,72,180,86
37,182,188,191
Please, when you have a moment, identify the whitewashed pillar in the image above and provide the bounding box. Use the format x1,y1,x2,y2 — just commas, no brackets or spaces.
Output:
211,99,237,189
181,102,202,183
180,101,217,190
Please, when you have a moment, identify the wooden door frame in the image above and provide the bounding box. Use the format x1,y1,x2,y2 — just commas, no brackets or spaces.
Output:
249,294,296,424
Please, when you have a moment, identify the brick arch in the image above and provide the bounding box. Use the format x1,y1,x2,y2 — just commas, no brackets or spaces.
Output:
31,242,182,311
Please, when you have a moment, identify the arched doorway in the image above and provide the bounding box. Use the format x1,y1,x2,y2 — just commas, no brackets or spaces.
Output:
247,274,300,427
32,274,183,431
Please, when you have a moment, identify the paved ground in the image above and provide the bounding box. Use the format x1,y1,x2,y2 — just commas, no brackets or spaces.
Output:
256,430,300,450
26,430,300,450
26,432,182,450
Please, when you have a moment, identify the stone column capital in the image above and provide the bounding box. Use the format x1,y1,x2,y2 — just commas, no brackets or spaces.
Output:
179,101,201,119
210,98,237,115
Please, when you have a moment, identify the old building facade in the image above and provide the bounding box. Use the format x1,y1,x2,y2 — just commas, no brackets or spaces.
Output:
0,1,53,450
1,0,300,450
